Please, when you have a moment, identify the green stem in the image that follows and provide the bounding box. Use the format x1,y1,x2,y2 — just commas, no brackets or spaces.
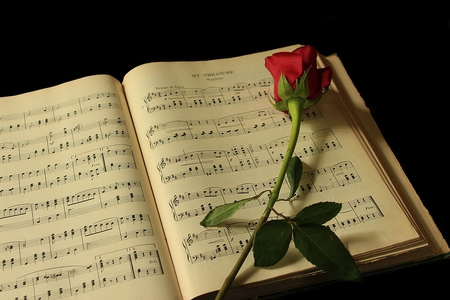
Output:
214,98,304,300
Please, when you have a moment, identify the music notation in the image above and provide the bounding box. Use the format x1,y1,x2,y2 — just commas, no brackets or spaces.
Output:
143,79,273,113
0,180,145,232
0,245,163,299
157,128,342,183
146,107,322,148
1,117,128,164
0,92,120,135
182,196,383,263
0,213,153,270
0,144,137,198
169,161,361,221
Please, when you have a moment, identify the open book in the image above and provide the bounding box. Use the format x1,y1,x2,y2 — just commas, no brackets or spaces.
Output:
0,45,448,300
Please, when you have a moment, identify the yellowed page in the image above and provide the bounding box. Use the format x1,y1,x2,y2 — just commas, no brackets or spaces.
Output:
0,75,181,300
325,54,449,256
122,46,425,299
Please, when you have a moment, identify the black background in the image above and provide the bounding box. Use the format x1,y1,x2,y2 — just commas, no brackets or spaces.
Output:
1,1,449,298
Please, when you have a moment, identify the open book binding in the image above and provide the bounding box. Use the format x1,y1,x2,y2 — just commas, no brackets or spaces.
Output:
0,45,447,300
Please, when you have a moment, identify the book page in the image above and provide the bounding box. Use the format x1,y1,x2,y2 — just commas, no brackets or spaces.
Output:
325,54,449,256
0,75,181,300
122,46,425,299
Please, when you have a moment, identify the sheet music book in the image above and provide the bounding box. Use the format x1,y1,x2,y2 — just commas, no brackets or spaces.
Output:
0,45,448,300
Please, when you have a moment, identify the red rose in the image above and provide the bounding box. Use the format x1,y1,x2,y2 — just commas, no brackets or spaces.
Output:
265,45,332,103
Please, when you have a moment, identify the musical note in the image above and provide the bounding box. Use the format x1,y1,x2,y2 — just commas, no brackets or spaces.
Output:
0,117,129,165
146,108,323,149
0,93,120,136
0,213,153,271
143,79,274,114
0,180,145,233
157,129,342,183
168,161,361,221
0,246,163,298
0,145,137,198
182,195,382,263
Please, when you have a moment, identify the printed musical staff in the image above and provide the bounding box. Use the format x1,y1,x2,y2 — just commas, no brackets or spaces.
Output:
157,129,342,183
182,196,383,263
143,79,273,113
0,117,128,164
328,197,384,232
169,161,361,221
0,145,137,198
0,245,163,299
0,92,120,135
0,180,145,232
0,213,152,270
146,107,322,148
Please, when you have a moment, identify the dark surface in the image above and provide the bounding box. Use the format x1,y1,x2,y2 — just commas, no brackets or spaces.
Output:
1,1,449,298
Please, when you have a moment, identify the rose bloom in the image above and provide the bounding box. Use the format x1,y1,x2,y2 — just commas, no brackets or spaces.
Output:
265,45,332,102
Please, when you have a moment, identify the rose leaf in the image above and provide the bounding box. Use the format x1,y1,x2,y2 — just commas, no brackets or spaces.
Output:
286,156,303,201
253,219,292,267
293,202,342,225
200,198,253,227
293,223,361,282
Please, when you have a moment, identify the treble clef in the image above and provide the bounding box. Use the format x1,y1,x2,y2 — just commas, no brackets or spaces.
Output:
146,126,155,137
186,233,194,246
171,195,179,206
158,157,166,169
